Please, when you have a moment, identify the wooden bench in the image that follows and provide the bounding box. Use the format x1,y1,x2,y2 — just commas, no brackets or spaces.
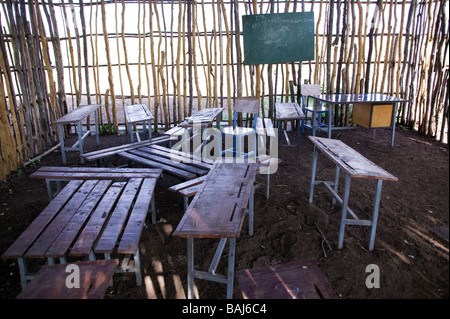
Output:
169,156,281,208
2,174,161,288
236,259,337,299
30,166,162,203
124,104,154,142
16,259,119,299
54,104,101,165
80,135,171,164
308,136,398,250
119,144,214,180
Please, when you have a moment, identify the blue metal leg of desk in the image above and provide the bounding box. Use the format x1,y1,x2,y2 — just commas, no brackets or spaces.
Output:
338,174,352,249
187,237,195,299
308,146,318,203
58,124,66,165
369,180,383,251
390,104,398,147
186,237,237,299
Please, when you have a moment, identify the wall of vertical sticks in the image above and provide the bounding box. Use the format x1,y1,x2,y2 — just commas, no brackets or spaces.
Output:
0,0,448,180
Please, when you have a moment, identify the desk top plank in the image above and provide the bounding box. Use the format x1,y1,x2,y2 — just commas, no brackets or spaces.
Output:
125,104,154,123
31,166,162,180
95,178,143,253
54,104,101,124
309,136,398,181
275,102,306,121
16,259,118,299
70,182,127,257
309,93,408,105
45,180,112,258
1,180,84,260
173,162,257,238
118,178,157,254
25,180,100,258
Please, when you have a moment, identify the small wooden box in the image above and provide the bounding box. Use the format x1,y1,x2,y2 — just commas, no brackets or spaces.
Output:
353,103,394,129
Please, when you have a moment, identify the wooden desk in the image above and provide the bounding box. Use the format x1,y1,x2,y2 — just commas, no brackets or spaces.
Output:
308,94,408,146
308,136,398,250
54,104,101,164
173,161,257,299
275,102,305,162
179,107,224,129
124,104,154,142
2,173,161,289
16,259,118,299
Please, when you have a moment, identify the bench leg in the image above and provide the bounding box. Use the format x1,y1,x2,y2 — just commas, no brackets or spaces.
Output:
17,258,28,289
150,194,156,224
368,180,383,251
332,165,340,205
226,238,236,299
58,124,67,165
134,248,142,286
248,185,255,236
94,110,100,146
309,146,319,203
338,173,352,249
295,119,301,162
209,238,227,274
187,238,195,299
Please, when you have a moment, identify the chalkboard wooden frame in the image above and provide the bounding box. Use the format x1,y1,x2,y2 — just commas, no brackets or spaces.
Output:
242,12,315,65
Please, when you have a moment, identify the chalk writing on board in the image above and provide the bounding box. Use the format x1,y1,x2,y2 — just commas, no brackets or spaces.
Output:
242,12,315,65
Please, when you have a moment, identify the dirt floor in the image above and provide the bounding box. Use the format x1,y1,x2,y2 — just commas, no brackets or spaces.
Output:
0,125,448,300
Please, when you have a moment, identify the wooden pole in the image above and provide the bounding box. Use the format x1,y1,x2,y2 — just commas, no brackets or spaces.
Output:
121,0,135,105
101,0,117,131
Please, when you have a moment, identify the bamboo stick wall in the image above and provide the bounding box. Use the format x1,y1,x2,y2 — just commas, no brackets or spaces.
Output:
0,0,448,180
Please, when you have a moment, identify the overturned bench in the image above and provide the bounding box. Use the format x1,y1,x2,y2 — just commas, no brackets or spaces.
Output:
308,136,398,251
80,135,171,164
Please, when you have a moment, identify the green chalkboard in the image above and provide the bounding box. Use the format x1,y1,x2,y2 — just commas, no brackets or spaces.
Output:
242,12,315,65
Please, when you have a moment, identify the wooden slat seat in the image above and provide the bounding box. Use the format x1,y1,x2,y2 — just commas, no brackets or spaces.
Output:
119,144,214,180
16,259,119,299
80,135,171,163
30,166,162,200
2,175,161,289
236,259,337,299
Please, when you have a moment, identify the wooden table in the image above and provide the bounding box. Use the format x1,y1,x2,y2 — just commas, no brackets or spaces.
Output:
2,171,161,289
16,259,118,299
308,94,408,146
308,136,398,250
124,104,154,142
173,161,257,299
275,102,305,162
54,104,101,164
